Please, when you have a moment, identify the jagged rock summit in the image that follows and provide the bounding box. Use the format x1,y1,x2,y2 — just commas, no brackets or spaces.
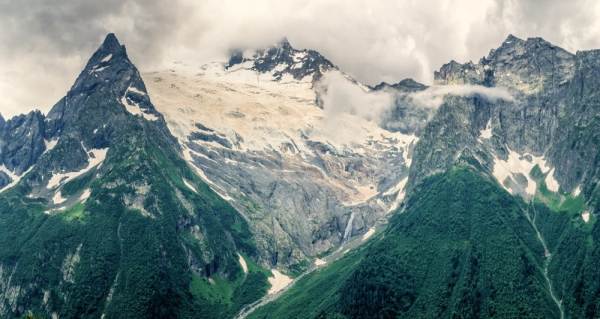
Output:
227,38,336,83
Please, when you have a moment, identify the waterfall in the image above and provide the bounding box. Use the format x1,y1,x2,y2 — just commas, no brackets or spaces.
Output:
343,213,355,244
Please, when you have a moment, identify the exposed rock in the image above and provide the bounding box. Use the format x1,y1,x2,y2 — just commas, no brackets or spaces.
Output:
0,111,46,175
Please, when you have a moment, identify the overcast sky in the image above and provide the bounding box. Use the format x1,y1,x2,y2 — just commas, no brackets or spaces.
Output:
1,0,599,118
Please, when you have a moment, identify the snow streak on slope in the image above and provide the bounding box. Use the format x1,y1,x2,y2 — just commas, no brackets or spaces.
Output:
480,119,492,139
47,148,108,189
0,165,31,192
120,85,158,121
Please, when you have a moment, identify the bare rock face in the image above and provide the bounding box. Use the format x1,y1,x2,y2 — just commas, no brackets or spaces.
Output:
0,111,46,178
372,78,435,135
407,35,594,198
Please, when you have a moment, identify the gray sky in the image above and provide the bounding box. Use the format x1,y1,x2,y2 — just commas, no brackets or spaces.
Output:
1,0,599,118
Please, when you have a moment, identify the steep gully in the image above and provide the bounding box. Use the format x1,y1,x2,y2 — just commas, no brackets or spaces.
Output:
525,202,564,319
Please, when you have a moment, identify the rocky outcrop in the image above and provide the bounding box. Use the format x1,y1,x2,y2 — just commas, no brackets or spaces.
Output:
0,111,46,176
408,35,585,196
373,78,435,135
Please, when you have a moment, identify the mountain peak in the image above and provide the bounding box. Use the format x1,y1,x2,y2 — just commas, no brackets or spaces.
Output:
227,37,335,83
372,78,428,93
101,33,121,51
505,34,520,42
84,33,126,69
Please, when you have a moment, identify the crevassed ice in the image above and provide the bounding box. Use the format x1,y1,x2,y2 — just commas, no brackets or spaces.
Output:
143,61,417,206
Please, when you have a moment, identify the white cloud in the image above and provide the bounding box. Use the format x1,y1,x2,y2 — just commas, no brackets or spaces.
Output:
0,0,598,118
316,70,394,125
315,71,513,142
408,85,514,109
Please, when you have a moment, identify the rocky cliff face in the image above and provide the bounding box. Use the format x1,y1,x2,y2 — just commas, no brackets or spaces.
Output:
372,78,435,135
548,49,600,208
407,34,599,203
0,111,46,181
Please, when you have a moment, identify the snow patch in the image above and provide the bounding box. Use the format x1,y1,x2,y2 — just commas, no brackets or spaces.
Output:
583,212,590,223
480,119,492,139
238,253,248,274
573,186,582,197
362,227,375,241
127,86,146,95
544,168,560,192
268,269,292,294
91,66,108,73
492,147,557,195
0,165,31,192
386,177,408,213
183,179,199,194
120,85,157,121
184,158,232,201
273,63,288,72
315,258,326,266
101,54,112,63
79,189,91,202
293,52,307,62
47,148,108,189
52,191,67,204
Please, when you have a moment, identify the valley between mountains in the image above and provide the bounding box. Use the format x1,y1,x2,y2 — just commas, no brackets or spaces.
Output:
0,33,599,318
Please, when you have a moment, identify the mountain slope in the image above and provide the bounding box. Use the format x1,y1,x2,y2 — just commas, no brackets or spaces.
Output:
247,35,600,319
248,167,560,318
0,34,267,319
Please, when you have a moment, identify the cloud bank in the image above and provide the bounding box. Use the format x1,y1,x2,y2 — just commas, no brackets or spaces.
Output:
316,71,512,142
0,0,598,118
408,85,514,109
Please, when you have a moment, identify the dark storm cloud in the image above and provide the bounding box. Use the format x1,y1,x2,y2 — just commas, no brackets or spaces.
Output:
0,0,598,118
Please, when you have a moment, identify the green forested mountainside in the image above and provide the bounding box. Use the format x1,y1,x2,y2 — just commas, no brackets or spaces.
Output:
250,167,573,318
0,119,269,318
534,202,600,318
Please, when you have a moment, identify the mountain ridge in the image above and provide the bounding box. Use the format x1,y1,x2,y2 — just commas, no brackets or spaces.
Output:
1,32,599,318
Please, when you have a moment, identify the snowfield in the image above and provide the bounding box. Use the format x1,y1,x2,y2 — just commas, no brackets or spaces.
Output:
143,61,416,207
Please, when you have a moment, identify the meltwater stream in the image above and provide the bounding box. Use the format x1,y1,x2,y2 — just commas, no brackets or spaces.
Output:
526,202,564,319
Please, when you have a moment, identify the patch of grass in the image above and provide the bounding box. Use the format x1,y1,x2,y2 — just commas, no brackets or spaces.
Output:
58,202,86,222
529,164,544,181
316,247,335,259
233,194,262,216
286,259,309,278
239,252,272,277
